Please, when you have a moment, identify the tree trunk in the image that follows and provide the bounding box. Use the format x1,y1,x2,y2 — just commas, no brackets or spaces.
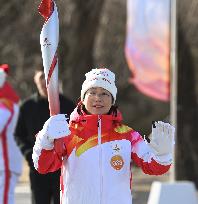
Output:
0,0,179,133
175,0,198,188
59,0,105,101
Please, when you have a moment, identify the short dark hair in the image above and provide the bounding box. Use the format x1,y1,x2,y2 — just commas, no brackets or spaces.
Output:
35,67,44,73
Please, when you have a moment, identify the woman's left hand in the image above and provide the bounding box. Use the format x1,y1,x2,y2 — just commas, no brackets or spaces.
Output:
150,121,175,156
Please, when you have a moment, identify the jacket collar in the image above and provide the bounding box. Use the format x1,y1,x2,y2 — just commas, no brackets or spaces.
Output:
70,108,122,131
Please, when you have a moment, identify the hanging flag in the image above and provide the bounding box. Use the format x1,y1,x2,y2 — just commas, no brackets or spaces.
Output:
38,0,60,115
125,0,171,101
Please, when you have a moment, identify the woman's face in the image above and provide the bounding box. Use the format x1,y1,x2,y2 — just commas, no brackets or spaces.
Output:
82,87,113,115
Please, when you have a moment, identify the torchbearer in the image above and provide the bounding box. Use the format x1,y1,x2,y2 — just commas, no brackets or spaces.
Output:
32,68,175,204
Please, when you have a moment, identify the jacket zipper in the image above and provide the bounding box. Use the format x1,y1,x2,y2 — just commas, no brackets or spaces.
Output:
98,115,103,204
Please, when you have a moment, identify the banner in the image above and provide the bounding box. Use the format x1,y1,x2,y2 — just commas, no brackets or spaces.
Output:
125,0,171,101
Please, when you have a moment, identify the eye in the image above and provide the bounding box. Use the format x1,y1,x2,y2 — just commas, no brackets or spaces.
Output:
102,92,110,96
87,91,96,96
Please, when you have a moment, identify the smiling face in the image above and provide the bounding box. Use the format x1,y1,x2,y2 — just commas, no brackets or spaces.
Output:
82,87,113,115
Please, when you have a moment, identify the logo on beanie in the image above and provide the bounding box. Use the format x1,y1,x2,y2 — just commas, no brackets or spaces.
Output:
87,77,112,85
93,69,109,76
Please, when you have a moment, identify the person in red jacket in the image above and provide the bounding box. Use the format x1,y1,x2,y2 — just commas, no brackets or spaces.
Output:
32,68,175,204
0,64,23,204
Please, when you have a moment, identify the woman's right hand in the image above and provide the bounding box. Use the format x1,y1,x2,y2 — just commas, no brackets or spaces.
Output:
42,114,71,141
35,114,70,151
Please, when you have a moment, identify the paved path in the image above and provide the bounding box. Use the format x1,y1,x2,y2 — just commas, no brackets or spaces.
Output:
15,161,31,204
15,163,198,204
132,166,169,204
15,163,169,204
16,182,31,204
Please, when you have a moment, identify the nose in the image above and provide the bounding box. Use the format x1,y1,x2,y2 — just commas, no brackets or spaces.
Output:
94,94,102,101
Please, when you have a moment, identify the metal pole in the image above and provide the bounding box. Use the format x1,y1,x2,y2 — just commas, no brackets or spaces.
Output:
170,0,177,182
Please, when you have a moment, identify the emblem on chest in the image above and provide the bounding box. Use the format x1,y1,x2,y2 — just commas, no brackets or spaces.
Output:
110,143,124,170
110,155,124,170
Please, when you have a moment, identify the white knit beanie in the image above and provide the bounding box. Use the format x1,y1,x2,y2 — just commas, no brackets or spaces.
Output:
81,68,117,104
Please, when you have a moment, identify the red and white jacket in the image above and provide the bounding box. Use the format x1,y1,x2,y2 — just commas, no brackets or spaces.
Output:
0,82,23,174
33,109,172,204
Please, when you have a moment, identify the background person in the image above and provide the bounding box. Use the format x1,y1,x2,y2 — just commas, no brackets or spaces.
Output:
14,68,75,204
0,64,23,204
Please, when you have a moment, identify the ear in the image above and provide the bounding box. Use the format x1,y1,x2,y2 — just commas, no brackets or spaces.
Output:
33,74,37,84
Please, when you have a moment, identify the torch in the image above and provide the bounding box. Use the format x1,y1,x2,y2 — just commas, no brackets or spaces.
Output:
38,0,64,156
38,0,59,115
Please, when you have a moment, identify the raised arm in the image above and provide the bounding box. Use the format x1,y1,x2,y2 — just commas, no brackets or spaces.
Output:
32,114,70,174
131,121,175,175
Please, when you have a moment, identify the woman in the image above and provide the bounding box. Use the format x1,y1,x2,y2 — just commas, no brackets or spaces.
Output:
32,68,174,204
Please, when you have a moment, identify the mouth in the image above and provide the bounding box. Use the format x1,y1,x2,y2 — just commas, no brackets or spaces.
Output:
93,105,104,108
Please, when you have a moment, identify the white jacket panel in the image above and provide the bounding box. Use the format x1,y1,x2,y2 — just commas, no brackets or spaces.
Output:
61,140,132,204
0,104,23,174
0,108,10,132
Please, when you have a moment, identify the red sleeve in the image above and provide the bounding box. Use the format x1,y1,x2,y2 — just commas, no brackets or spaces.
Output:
132,153,170,175
37,149,63,174
130,131,171,175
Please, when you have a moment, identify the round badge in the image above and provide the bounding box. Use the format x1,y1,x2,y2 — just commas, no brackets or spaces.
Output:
110,155,124,170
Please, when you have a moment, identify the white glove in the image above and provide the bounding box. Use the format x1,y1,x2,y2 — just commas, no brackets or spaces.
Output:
36,114,71,150
42,114,71,140
149,121,175,156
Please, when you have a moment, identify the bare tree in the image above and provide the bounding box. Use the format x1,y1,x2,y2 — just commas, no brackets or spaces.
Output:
58,0,105,101
0,0,170,133
176,0,198,188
